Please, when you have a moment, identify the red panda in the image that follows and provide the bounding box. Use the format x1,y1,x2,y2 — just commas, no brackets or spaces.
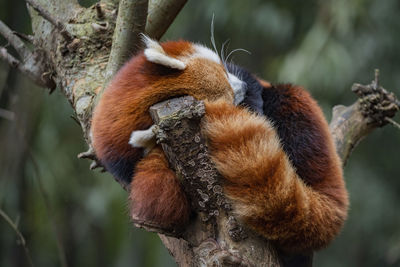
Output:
91,36,348,253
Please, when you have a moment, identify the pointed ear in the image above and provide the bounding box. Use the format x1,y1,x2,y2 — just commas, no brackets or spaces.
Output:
141,34,186,70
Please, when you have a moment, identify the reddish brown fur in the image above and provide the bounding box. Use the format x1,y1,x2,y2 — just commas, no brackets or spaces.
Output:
92,43,234,163
130,146,190,230
161,40,194,56
256,77,272,88
91,41,235,228
92,40,348,252
203,99,348,252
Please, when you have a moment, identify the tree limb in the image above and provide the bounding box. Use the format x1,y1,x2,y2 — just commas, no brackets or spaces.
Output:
0,47,54,89
26,0,74,42
105,0,149,81
12,31,35,44
145,0,187,40
0,21,31,58
329,70,399,165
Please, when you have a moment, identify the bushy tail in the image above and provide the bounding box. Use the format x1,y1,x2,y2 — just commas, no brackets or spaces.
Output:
130,146,191,231
203,100,348,252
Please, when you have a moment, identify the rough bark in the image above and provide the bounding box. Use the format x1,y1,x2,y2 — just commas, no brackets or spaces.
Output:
105,0,149,81
0,1,399,267
145,0,188,40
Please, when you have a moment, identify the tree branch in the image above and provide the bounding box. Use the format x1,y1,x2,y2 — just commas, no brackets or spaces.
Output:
0,21,31,58
330,70,399,164
0,47,54,89
26,0,74,43
12,32,35,44
145,0,187,40
0,209,34,267
105,0,149,81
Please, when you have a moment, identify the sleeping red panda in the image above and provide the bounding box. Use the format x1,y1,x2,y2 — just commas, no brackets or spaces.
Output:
91,36,348,253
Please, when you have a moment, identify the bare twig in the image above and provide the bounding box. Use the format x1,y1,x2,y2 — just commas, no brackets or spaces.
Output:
145,0,188,40
0,47,54,89
27,150,69,267
25,0,73,42
13,31,35,44
0,47,20,68
385,117,400,130
105,0,149,81
330,70,399,164
9,119,69,267
0,20,31,58
0,208,34,267
11,122,70,267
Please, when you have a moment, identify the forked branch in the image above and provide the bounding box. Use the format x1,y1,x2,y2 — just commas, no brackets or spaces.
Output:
0,47,54,89
330,70,399,164
25,0,74,42
0,21,31,58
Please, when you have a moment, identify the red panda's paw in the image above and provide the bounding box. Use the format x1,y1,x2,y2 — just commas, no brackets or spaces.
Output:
129,147,191,232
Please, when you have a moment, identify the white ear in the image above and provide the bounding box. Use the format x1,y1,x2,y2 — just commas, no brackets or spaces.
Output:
141,34,186,70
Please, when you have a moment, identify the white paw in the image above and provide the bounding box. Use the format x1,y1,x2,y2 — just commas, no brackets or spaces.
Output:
129,125,156,153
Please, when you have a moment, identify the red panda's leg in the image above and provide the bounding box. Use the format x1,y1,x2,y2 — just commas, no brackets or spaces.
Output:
203,100,348,252
129,146,190,231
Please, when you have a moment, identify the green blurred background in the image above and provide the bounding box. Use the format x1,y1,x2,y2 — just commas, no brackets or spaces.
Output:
1,0,399,266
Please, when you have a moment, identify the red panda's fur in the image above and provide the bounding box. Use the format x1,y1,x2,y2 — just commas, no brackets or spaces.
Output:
91,38,348,252
203,99,347,252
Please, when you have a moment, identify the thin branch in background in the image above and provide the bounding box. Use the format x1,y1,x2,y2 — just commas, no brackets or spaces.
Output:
11,125,69,267
27,150,69,267
145,0,188,40
0,108,15,120
0,47,50,88
330,70,400,164
105,0,149,82
13,31,35,44
0,47,19,68
0,209,34,267
385,117,400,131
25,0,73,43
0,21,31,58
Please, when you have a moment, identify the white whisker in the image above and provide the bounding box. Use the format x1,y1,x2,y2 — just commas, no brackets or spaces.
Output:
210,14,218,55
226,48,251,63
220,39,230,65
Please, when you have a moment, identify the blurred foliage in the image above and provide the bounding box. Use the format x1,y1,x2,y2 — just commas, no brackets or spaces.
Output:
0,0,399,266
